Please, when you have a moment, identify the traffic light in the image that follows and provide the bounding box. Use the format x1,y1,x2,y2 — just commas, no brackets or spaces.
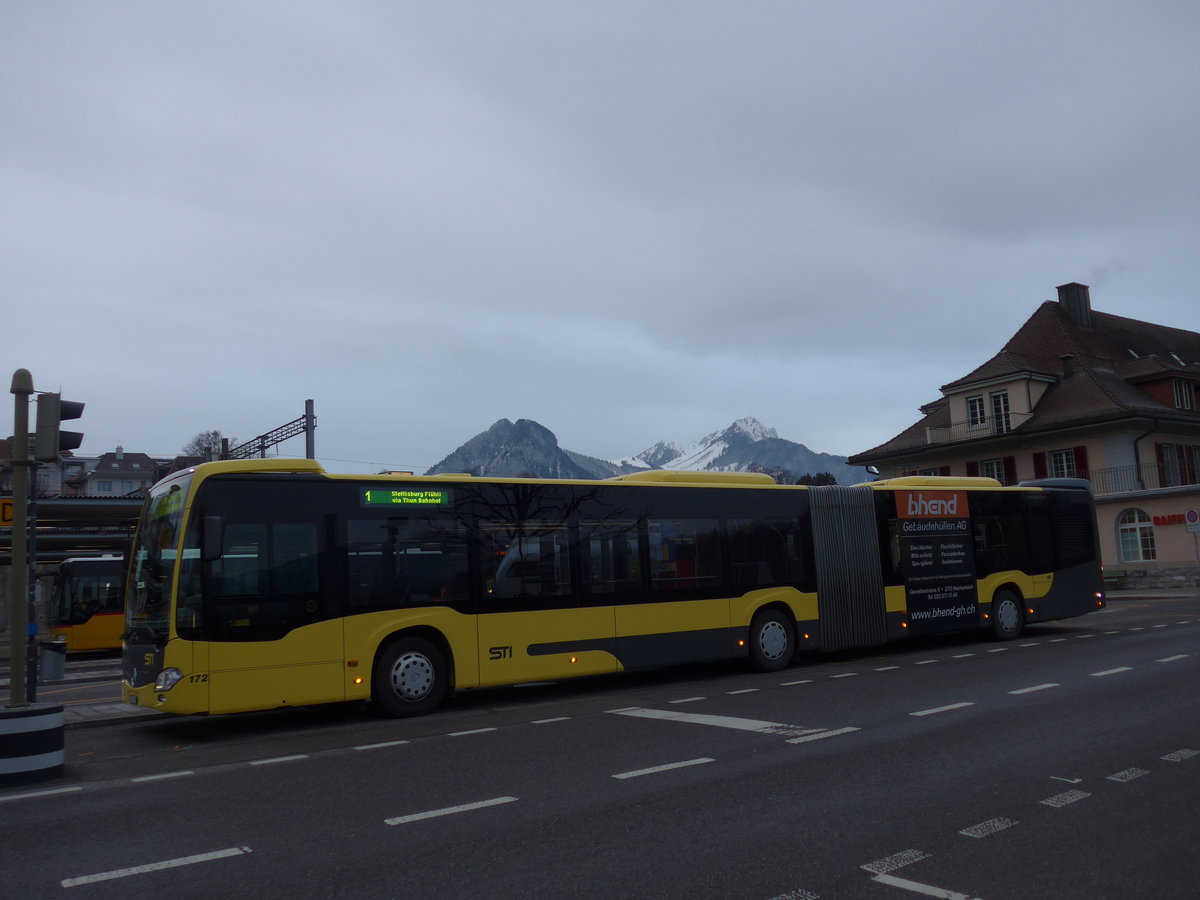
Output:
33,392,85,462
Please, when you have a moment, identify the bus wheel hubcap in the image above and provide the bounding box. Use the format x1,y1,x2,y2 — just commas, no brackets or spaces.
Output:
759,621,788,659
391,652,434,701
998,601,1018,631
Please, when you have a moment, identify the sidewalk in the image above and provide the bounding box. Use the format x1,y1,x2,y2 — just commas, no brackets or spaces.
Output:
0,641,166,728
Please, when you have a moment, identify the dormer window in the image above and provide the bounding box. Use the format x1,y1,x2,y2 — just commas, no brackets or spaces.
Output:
990,391,1011,434
967,395,986,428
1173,379,1196,410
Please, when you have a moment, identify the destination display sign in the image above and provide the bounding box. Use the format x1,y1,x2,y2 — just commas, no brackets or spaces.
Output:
361,488,452,508
895,490,978,631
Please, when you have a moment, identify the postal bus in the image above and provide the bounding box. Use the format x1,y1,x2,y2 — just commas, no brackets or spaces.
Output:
122,459,1104,717
48,556,126,652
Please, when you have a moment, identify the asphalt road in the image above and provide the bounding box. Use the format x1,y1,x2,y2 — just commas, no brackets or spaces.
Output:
3,594,1198,899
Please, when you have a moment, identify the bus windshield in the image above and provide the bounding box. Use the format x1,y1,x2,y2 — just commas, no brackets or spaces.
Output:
51,558,124,627
125,474,191,643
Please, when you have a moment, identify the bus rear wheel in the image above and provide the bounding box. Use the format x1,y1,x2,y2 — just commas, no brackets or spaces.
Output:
749,609,795,672
375,637,448,717
991,590,1024,641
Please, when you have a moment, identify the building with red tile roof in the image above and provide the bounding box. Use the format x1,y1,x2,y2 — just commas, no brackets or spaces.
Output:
850,283,1200,588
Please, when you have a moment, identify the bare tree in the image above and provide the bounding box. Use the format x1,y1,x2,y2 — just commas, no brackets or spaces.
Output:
182,430,237,461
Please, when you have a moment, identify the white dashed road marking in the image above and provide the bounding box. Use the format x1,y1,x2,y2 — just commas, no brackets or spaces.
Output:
612,758,714,780
960,817,1018,838
62,847,252,888
870,873,983,900
609,707,825,738
385,796,518,825
910,702,974,717
1008,683,1059,695
786,727,861,744
1041,790,1090,807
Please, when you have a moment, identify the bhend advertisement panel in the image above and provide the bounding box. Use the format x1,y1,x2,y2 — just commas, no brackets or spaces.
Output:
896,491,978,631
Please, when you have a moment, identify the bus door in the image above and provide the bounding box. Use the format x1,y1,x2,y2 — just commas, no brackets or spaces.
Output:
476,520,616,686
191,517,344,714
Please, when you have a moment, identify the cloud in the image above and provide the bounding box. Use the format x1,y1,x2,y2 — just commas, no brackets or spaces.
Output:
3,2,1197,474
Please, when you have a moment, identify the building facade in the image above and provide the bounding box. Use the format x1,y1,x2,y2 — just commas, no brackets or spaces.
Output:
849,283,1200,590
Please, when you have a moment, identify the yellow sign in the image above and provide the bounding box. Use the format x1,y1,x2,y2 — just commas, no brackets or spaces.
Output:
1,498,12,527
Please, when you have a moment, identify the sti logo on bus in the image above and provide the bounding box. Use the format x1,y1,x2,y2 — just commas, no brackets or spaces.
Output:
897,491,967,518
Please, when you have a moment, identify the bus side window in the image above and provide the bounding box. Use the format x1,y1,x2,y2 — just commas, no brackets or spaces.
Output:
481,523,571,602
580,520,642,596
346,517,468,611
727,518,804,589
647,519,722,593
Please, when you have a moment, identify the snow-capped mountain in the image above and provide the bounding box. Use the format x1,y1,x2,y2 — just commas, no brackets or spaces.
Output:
425,417,862,484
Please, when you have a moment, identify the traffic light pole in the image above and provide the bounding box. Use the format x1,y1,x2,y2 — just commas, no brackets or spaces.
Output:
8,369,33,708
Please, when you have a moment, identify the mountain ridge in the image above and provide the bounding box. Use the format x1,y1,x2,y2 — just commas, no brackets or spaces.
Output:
425,416,862,484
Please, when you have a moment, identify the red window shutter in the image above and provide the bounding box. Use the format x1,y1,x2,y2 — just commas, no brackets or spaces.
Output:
1003,456,1017,485
965,461,979,477
1033,452,1047,479
1072,446,1089,479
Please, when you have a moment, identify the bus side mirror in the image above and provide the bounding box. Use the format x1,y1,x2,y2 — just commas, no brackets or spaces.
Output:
202,516,225,562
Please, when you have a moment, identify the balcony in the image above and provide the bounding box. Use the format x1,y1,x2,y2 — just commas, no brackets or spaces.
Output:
925,412,1033,445
1084,463,1200,496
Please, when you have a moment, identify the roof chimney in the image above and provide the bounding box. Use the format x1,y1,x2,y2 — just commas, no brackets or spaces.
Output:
1056,282,1093,329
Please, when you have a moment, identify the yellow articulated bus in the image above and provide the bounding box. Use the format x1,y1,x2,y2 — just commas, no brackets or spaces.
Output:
48,556,126,652
122,459,1104,717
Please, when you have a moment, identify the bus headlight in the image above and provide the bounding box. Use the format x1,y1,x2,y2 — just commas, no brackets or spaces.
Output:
154,668,184,692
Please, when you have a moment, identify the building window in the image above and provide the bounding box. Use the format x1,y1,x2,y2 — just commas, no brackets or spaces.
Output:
967,395,986,428
1174,380,1196,410
1154,442,1200,487
979,459,1005,482
97,480,112,493
990,391,1011,434
1047,449,1077,478
1117,509,1156,562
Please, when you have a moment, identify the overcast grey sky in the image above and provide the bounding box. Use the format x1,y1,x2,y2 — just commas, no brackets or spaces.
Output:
4,1,1198,474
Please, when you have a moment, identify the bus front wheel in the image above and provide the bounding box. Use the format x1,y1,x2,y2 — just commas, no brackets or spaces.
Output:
991,591,1024,641
374,637,448,717
749,609,795,672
